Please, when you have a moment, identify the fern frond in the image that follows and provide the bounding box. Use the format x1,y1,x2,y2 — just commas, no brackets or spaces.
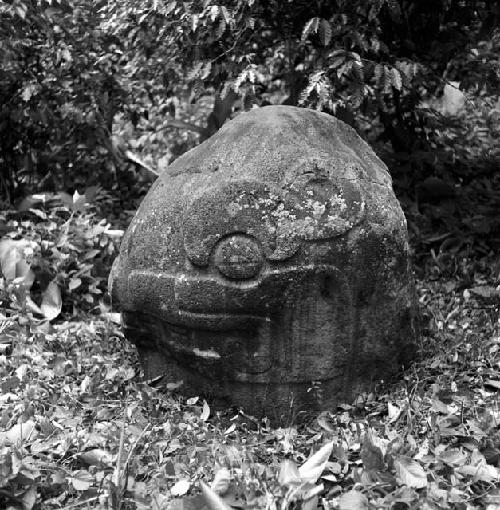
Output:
301,17,320,42
391,67,402,91
319,19,332,46
374,63,384,87
383,65,392,93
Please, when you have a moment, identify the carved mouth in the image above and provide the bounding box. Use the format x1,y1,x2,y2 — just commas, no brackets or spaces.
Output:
162,309,267,331
126,268,296,330
122,311,274,376
125,264,341,331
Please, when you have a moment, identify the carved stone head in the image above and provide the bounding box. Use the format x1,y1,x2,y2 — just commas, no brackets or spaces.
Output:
110,106,417,419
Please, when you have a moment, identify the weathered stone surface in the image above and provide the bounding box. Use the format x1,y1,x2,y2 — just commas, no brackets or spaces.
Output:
109,105,418,420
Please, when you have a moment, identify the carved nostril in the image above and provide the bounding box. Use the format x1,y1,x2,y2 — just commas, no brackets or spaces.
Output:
214,234,263,280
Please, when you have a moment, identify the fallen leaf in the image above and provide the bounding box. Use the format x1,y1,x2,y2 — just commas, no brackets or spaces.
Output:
458,450,499,483
395,456,428,489
317,412,334,432
278,459,301,486
302,495,319,510
458,463,499,483
2,420,38,446
79,449,114,468
200,481,233,510
171,479,191,497
388,402,401,422
21,484,38,510
299,441,334,484
470,286,500,300
72,190,88,211
361,430,385,472
69,277,82,291
211,467,231,495
70,470,93,491
41,280,62,320
0,239,34,281
438,449,468,466
280,427,297,454
338,489,369,510
224,424,236,435
485,380,500,391
200,400,210,421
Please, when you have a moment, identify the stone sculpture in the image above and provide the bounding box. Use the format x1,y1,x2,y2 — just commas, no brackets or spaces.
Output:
109,105,417,419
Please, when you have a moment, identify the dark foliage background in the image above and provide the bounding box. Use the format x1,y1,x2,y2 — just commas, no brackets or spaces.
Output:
1,0,498,254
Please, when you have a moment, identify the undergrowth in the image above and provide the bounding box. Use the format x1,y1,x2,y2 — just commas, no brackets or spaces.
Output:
0,197,499,510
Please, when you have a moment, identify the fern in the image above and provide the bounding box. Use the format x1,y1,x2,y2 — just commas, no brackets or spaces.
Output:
215,18,226,39
187,61,204,81
301,17,320,43
396,61,412,88
191,13,200,32
208,5,219,23
233,65,264,91
351,61,364,84
316,78,332,110
391,67,402,91
385,0,401,18
350,84,365,108
201,61,212,80
374,63,384,87
319,19,332,46
220,5,231,24
383,65,392,93
298,71,330,108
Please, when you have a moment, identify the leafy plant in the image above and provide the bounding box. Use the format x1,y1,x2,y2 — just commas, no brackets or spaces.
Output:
0,189,123,324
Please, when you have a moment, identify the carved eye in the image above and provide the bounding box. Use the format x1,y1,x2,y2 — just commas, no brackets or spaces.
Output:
214,235,263,280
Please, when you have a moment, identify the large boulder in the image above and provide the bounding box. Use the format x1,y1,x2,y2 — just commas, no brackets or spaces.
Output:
109,105,418,419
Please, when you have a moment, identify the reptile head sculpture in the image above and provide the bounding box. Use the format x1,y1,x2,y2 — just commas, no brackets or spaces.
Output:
109,105,417,419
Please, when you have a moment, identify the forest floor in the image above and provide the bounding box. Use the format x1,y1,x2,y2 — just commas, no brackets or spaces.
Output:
0,197,499,510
